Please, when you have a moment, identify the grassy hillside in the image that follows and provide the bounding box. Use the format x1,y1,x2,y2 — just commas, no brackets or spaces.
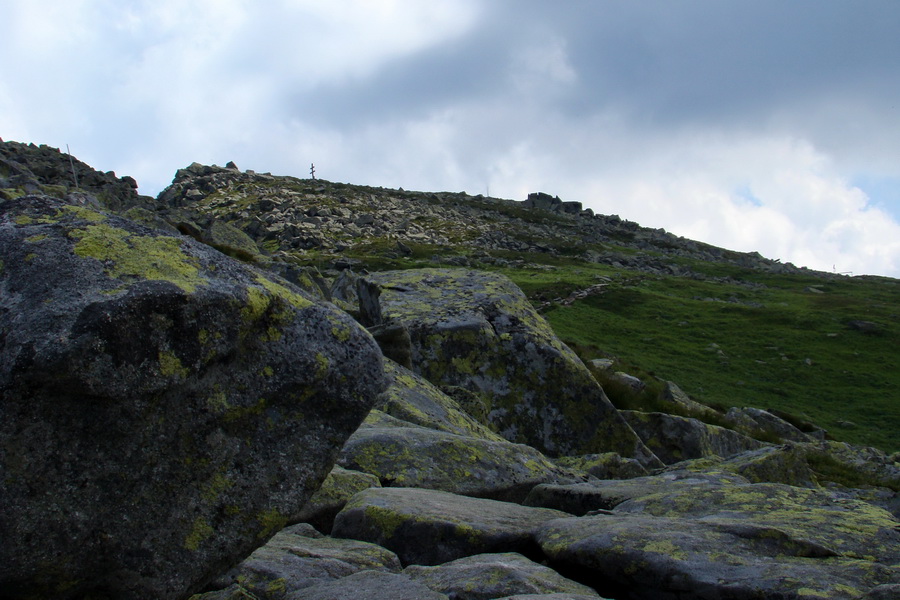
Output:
496,257,899,453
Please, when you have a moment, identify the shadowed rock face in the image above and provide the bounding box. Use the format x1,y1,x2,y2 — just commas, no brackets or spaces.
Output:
0,196,386,599
620,410,766,464
362,269,661,467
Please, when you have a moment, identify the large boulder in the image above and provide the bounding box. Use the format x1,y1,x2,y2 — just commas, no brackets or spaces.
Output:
719,445,821,488
524,468,747,515
0,196,386,599
724,406,822,443
332,487,568,566
338,418,580,502
620,410,766,464
614,481,900,564
361,269,660,466
197,523,401,599
376,359,504,441
294,466,382,534
534,466,900,599
403,552,602,600
537,512,898,600
286,570,449,600
554,453,648,480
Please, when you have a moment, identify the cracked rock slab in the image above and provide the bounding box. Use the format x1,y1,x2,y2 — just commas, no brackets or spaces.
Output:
331,487,568,566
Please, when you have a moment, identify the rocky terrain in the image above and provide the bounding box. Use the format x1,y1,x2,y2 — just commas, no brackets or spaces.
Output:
1,140,898,599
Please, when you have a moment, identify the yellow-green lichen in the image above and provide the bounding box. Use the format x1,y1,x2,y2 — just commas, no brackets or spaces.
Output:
207,390,230,413
362,505,409,539
25,234,48,243
61,205,107,223
256,508,288,539
70,224,203,293
224,398,268,423
184,517,214,551
331,320,352,342
265,578,287,595
1,188,26,201
642,539,687,560
315,353,330,378
255,275,313,310
242,287,271,322
201,471,233,503
159,351,190,378
453,522,483,545
14,214,38,225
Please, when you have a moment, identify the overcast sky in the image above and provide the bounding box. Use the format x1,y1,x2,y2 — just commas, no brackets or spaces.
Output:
4,1,900,277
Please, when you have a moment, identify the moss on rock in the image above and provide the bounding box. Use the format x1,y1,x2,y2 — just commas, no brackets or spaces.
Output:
363,269,659,467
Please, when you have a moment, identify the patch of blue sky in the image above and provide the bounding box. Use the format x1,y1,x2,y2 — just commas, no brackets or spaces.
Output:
733,184,763,207
850,174,900,220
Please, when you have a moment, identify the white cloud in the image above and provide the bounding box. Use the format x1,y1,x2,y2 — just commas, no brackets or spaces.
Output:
545,131,900,277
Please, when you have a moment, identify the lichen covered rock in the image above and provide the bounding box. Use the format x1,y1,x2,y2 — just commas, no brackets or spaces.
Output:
294,466,382,534
403,552,601,600
524,468,747,515
620,410,766,464
615,481,900,563
199,523,401,599
332,487,568,566
288,570,449,600
338,421,580,502
537,512,898,600
362,269,660,466
376,359,504,441
720,445,820,488
534,464,900,599
0,196,386,599
554,453,648,480
725,406,823,443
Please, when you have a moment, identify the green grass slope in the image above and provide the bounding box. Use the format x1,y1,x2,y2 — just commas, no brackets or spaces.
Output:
498,259,899,453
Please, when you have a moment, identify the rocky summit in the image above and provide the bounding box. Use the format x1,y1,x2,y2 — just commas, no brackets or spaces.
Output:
1,140,899,600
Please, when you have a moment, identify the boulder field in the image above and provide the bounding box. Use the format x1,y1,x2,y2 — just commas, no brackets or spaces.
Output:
1,142,899,599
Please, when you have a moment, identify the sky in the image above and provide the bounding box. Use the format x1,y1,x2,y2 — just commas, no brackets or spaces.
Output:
4,1,900,277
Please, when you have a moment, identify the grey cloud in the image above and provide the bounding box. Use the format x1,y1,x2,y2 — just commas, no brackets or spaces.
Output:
492,1,900,125
285,33,512,127
280,0,900,144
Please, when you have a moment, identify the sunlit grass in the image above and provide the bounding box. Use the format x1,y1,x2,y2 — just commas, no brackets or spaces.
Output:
503,262,900,453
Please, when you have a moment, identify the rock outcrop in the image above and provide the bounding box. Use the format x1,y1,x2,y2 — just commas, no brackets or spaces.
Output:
404,552,602,599
361,269,661,466
620,410,766,464
331,487,568,566
0,196,385,599
0,140,150,211
338,415,580,502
